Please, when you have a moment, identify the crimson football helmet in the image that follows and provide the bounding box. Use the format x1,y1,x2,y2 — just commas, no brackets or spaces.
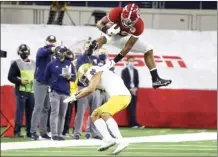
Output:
121,3,140,28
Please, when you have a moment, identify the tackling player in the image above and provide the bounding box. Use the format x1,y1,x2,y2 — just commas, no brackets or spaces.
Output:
64,66,131,155
88,3,172,89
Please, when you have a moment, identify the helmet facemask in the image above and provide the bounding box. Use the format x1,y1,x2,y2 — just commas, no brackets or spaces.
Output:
79,74,89,87
121,15,138,28
78,65,92,87
121,3,140,28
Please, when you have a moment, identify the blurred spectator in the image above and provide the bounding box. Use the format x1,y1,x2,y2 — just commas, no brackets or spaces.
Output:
121,56,144,128
48,48,76,137
62,48,78,137
30,35,56,140
8,44,35,137
44,46,76,140
73,38,101,140
60,48,82,137
47,1,68,25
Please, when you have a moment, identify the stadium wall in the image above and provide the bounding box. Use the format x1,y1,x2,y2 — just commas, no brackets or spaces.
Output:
0,25,217,128
1,5,217,31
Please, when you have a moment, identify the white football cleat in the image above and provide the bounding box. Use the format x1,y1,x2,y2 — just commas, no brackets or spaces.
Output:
98,140,116,151
112,143,129,155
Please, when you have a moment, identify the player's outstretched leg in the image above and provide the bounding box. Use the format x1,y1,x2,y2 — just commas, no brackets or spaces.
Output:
101,113,128,155
91,111,116,151
144,49,172,88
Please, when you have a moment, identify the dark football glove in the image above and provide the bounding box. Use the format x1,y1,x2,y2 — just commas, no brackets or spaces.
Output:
86,40,99,56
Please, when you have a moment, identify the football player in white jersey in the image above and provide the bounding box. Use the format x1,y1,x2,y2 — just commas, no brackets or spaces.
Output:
64,65,131,155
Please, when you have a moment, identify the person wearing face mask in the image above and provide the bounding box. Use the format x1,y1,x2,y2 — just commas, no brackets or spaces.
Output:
62,48,78,137
30,35,57,140
8,44,35,137
121,56,144,128
44,46,76,140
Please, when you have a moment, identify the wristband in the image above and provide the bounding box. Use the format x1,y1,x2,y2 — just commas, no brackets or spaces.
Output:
113,53,124,63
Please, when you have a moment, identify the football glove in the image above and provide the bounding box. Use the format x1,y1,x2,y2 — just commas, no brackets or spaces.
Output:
86,40,99,56
63,94,77,104
107,24,120,36
102,60,115,70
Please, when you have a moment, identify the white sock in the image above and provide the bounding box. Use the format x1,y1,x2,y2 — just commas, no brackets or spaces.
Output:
106,118,122,139
94,118,113,141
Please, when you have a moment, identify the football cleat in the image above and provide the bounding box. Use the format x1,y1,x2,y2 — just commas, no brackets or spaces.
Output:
98,140,116,151
112,143,129,155
152,78,172,89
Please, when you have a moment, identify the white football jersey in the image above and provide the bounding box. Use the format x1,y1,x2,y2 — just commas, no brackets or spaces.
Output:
86,66,131,97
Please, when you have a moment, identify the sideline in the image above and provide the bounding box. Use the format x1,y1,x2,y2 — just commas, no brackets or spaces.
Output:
1,132,217,151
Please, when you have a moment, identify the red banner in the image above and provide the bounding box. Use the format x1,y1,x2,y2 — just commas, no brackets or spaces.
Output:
0,85,217,129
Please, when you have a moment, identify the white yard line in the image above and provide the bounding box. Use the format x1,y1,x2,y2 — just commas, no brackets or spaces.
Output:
125,147,217,151
1,132,217,151
10,147,217,152
3,150,217,156
38,144,216,148
68,145,218,148
130,144,217,147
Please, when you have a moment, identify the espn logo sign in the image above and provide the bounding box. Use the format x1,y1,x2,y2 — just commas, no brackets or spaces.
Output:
108,54,187,68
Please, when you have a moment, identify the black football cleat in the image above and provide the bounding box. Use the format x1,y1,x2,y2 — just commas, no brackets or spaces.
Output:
152,78,172,89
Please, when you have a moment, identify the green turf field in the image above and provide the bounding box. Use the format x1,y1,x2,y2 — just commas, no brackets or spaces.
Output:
1,127,217,156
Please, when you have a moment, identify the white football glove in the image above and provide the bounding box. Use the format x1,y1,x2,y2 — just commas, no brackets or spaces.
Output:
63,94,77,104
102,60,115,70
107,24,120,36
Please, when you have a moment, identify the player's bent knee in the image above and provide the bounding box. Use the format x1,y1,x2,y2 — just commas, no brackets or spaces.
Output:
90,115,97,122
100,112,111,121
144,49,153,56
91,111,99,122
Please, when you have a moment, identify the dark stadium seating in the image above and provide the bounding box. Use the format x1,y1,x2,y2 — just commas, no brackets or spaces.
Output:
121,1,153,8
201,1,217,9
14,1,218,10
87,1,120,7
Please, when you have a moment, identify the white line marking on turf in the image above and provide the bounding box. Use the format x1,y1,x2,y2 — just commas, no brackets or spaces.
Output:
1,132,217,151
10,147,217,151
3,150,217,156
43,144,217,148
126,147,217,151
64,145,218,149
